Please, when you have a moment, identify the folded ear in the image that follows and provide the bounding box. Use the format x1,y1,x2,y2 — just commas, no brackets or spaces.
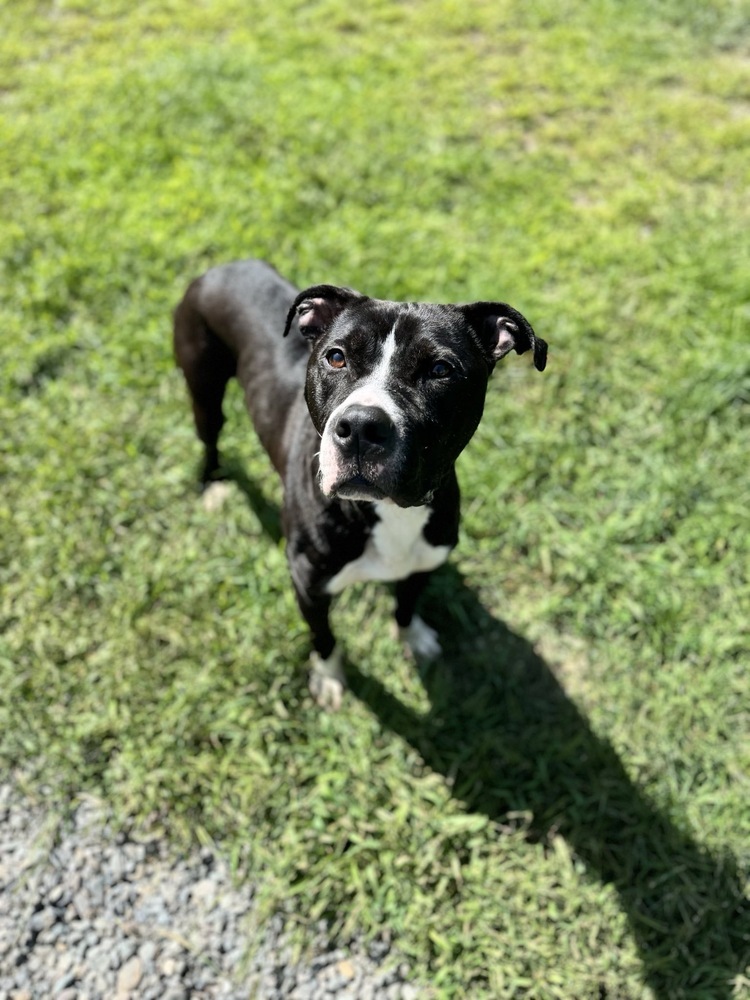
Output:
461,301,547,371
283,284,369,340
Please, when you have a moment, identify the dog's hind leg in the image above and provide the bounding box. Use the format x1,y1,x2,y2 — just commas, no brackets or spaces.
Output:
174,296,237,487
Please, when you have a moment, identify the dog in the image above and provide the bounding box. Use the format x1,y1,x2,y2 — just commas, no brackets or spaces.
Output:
174,260,547,708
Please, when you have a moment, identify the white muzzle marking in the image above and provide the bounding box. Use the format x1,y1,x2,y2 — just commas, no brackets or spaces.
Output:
318,331,403,496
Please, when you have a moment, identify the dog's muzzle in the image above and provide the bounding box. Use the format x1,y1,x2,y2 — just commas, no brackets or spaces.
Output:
319,404,399,502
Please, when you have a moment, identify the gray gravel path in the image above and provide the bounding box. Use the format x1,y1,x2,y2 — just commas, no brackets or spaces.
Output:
0,784,420,999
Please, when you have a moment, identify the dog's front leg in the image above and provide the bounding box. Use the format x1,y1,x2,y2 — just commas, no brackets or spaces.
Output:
293,587,346,710
395,572,442,661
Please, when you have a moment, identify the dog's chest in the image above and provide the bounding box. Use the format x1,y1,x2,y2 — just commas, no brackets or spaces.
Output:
325,502,450,595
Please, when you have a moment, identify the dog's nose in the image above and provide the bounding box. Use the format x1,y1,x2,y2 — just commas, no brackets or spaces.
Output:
334,405,395,453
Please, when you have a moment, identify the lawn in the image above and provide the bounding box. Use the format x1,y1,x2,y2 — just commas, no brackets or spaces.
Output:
1,0,748,996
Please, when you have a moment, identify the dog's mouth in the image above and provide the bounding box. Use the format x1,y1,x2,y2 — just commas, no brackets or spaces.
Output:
332,473,388,503
325,466,431,508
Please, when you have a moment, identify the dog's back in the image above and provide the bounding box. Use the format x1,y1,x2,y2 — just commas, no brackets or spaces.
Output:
173,259,306,479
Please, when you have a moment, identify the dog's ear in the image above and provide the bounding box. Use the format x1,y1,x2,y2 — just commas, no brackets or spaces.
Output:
283,284,368,340
461,302,547,371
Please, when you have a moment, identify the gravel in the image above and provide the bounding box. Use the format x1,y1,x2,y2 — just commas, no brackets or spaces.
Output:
0,784,419,999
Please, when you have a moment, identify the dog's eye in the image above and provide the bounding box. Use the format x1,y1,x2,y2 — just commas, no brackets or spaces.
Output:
325,349,347,370
428,360,453,379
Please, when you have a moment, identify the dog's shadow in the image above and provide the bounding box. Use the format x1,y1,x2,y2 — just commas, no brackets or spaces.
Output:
211,455,283,542
226,465,748,998
348,566,749,999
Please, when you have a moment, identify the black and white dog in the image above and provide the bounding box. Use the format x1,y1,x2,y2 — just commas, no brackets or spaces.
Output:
174,260,547,707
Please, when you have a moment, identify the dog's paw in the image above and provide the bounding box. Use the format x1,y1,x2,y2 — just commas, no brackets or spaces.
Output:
309,647,346,710
201,480,233,513
399,615,442,661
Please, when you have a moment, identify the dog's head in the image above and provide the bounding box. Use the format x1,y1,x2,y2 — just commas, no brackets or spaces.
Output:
284,285,547,508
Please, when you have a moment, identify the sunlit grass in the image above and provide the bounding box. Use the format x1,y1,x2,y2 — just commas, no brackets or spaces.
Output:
1,1,748,996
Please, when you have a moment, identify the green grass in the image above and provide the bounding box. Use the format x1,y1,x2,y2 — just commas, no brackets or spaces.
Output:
1,0,749,996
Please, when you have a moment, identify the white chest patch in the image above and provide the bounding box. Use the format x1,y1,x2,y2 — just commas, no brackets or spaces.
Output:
325,502,451,595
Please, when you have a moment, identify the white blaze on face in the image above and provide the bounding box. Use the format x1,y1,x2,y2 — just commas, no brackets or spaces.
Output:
318,328,404,496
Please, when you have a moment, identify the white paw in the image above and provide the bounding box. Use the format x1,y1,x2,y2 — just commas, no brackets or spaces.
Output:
309,647,345,710
201,480,233,513
399,615,442,661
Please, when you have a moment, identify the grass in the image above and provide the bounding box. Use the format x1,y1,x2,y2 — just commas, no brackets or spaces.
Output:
1,0,749,996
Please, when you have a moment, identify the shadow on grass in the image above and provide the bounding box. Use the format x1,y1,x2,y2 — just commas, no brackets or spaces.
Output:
215,465,747,997
212,454,283,543
346,566,749,1000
